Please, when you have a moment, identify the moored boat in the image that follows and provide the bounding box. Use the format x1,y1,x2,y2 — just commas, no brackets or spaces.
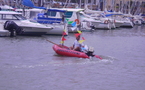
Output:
0,11,53,36
0,30,10,37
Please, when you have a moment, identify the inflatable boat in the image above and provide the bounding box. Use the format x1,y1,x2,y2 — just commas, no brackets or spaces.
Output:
53,44,89,58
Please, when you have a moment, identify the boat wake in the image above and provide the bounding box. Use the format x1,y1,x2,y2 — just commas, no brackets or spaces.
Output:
1,55,117,68
84,55,117,64
51,55,117,66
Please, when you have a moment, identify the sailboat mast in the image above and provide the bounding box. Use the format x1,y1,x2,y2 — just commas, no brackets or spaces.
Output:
41,0,43,7
84,0,89,9
104,0,106,11
91,0,94,10
79,0,81,8
111,0,114,11
128,0,131,14
98,0,100,10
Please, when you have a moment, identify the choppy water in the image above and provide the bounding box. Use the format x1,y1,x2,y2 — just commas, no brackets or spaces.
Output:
0,25,145,90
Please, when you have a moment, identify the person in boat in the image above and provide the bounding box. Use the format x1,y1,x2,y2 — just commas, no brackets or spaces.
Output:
70,33,82,51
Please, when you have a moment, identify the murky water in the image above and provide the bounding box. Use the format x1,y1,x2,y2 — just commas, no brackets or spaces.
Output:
0,25,145,90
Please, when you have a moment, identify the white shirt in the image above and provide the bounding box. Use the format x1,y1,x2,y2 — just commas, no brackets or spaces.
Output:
73,40,81,48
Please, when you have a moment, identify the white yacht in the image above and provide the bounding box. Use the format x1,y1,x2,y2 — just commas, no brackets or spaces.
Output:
84,5,113,30
59,8,84,33
0,11,53,36
15,8,68,35
121,18,134,28
120,14,134,28
79,11,102,30
114,17,124,28
132,15,142,25
90,14,113,30
0,5,14,10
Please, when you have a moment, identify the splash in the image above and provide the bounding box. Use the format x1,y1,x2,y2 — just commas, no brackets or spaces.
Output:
1,55,118,68
97,55,117,64
52,55,117,66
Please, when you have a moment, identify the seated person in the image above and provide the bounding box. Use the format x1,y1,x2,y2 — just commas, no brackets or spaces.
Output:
70,34,82,51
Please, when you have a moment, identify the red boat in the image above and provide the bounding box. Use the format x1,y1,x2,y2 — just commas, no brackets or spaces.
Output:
53,44,89,58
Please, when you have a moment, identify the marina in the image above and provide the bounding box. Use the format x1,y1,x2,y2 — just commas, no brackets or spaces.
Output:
0,24,145,90
0,0,145,37
0,0,145,90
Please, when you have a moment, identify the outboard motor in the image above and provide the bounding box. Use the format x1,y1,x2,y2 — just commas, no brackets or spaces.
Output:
81,45,95,57
90,25,95,31
86,46,95,57
4,21,23,37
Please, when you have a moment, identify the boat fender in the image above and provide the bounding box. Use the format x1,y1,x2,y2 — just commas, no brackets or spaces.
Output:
75,19,80,24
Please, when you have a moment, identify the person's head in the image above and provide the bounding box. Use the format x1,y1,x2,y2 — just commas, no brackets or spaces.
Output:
74,33,81,41
76,35,80,41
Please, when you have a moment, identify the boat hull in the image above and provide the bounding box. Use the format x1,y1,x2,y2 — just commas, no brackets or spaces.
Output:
21,27,48,35
53,45,89,58
115,22,124,28
45,24,66,35
121,22,134,28
0,30,10,37
0,10,53,36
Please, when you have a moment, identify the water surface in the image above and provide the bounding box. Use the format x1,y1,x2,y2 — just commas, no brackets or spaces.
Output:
0,25,145,90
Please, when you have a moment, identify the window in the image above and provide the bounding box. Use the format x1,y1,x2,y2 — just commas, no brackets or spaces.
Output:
0,14,18,20
64,11,73,18
47,11,56,16
0,14,26,20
